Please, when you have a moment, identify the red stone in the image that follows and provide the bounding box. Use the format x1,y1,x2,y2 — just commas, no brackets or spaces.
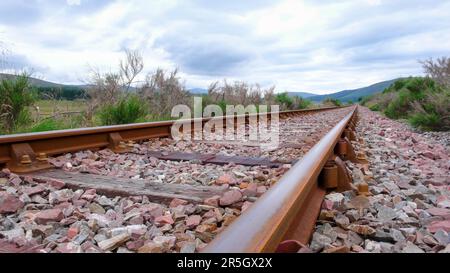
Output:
0,239,41,253
185,215,202,228
421,151,436,160
243,183,258,197
73,200,87,207
169,198,188,208
35,209,64,224
428,220,450,233
256,186,267,197
0,194,24,214
2,168,11,176
47,179,66,190
141,204,163,218
154,215,174,225
216,174,236,185
241,201,253,212
219,190,242,206
54,202,72,210
204,195,220,207
322,199,334,210
67,227,79,239
23,176,34,184
81,189,96,201
426,207,450,217
126,239,144,251
9,176,22,187
22,185,46,196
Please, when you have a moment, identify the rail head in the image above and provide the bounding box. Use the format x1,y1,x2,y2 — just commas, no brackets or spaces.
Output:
201,106,357,253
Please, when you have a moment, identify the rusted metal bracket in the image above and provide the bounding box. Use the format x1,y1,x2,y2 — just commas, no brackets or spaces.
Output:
108,132,132,153
344,128,357,141
335,137,358,162
6,143,52,173
276,240,311,253
336,137,369,165
319,155,352,192
357,182,371,196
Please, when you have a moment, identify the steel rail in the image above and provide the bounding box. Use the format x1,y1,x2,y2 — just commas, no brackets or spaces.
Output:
202,106,357,253
0,106,341,168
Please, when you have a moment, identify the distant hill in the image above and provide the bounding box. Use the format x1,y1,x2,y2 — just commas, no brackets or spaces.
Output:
307,79,401,102
287,92,317,98
188,88,208,94
0,73,87,100
0,73,86,89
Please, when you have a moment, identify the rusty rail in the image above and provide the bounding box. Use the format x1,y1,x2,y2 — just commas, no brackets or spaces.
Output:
202,106,358,253
0,106,341,173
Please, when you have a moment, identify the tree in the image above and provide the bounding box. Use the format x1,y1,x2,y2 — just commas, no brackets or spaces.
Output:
421,57,450,88
206,80,270,106
120,49,144,92
85,49,144,124
139,68,190,118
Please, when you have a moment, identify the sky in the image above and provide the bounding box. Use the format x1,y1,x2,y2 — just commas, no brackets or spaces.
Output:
0,0,450,94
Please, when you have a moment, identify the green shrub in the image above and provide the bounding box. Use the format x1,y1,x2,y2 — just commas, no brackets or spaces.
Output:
365,76,449,131
294,97,312,109
217,100,228,114
275,92,293,109
409,112,441,131
384,89,411,119
98,95,148,125
369,104,380,111
359,95,373,106
0,73,36,132
408,90,450,131
322,98,342,107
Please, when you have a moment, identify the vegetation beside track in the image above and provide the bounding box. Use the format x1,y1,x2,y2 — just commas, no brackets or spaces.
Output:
360,58,450,131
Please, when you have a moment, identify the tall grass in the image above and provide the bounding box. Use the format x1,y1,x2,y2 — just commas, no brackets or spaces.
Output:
0,73,36,133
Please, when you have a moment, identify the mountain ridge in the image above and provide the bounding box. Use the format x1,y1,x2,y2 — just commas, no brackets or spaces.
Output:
304,78,401,102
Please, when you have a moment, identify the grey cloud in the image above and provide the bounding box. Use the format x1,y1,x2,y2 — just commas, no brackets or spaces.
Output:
155,34,253,76
0,0,42,25
0,52,48,73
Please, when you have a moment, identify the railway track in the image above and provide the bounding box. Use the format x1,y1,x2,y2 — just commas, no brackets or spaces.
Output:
0,105,363,253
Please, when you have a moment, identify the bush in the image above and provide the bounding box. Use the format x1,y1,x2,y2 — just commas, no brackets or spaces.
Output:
364,76,450,131
293,96,312,109
408,91,450,131
0,73,36,132
384,89,411,119
98,95,148,125
409,112,441,131
369,104,380,111
275,92,293,110
359,95,373,106
322,98,342,107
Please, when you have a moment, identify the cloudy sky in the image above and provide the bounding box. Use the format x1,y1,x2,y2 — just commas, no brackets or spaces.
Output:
1,0,449,94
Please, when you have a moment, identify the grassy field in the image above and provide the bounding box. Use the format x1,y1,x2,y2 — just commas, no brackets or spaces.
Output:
31,100,87,119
